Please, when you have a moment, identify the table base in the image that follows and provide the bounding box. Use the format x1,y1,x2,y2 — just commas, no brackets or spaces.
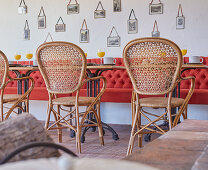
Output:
69,121,119,143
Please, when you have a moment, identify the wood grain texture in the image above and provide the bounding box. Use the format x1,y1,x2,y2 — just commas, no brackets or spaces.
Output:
125,120,208,170
0,114,60,163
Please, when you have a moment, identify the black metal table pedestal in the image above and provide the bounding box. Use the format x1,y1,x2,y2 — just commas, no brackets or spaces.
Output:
76,68,119,142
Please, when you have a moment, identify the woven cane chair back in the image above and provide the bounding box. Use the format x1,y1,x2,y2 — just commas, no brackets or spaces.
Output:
0,51,8,90
36,42,86,94
123,38,182,95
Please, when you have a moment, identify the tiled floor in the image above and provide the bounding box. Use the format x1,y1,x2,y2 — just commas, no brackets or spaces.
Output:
48,124,160,159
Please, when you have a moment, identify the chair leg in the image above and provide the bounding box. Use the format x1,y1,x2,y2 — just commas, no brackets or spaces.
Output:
96,102,104,145
77,131,82,154
181,106,188,121
184,107,188,119
1,102,3,121
51,108,62,143
76,125,81,154
25,99,29,112
138,134,143,148
75,106,81,154
137,111,142,148
5,102,20,120
167,106,173,130
57,105,62,143
127,133,136,156
45,102,52,129
131,91,136,126
127,106,139,156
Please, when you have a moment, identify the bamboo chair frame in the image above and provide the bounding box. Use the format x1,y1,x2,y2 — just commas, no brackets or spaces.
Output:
0,51,35,121
123,38,195,155
36,41,107,154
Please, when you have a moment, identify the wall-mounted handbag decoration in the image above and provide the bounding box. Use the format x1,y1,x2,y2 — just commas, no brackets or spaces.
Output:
24,20,30,40
113,0,121,12
18,0,27,14
128,9,138,34
152,20,160,37
44,32,53,43
94,1,106,19
176,4,185,29
38,7,46,29
149,0,163,15
55,17,66,32
80,19,89,43
107,26,120,47
67,0,79,14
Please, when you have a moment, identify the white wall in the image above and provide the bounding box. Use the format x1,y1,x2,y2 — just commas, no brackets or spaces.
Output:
29,101,208,125
0,0,208,60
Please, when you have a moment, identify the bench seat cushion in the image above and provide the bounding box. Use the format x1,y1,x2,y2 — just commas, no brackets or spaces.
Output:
5,57,208,104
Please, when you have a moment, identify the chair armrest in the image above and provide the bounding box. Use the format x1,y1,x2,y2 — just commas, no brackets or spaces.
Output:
76,76,107,101
1,76,35,119
76,76,107,125
4,76,35,98
181,76,195,81
74,76,106,120
173,76,195,126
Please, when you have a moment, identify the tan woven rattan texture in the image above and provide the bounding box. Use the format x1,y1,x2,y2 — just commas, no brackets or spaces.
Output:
0,52,7,89
0,50,34,121
124,38,195,155
39,44,85,93
36,42,107,154
124,39,181,95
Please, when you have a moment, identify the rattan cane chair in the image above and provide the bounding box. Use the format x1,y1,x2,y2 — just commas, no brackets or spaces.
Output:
36,41,107,153
0,51,34,121
123,38,195,155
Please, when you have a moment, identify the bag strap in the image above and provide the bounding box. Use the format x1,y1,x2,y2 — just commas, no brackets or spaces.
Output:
150,0,162,4
81,19,88,29
24,20,29,30
129,9,137,20
44,32,53,43
68,0,78,5
109,26,119,37
177,4,184,17
19,0,26,7
56,17,65,24
38,7,46,17
95,1,104,11
152,20,159,32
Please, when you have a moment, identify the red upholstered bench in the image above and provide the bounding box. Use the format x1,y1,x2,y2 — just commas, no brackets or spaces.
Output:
6,61,48,100
181,57,208,104
6,58,208,104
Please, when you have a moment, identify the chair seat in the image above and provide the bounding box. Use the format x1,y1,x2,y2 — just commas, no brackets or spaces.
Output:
3,94,24,103
53,96,96,106
140,97,184,108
